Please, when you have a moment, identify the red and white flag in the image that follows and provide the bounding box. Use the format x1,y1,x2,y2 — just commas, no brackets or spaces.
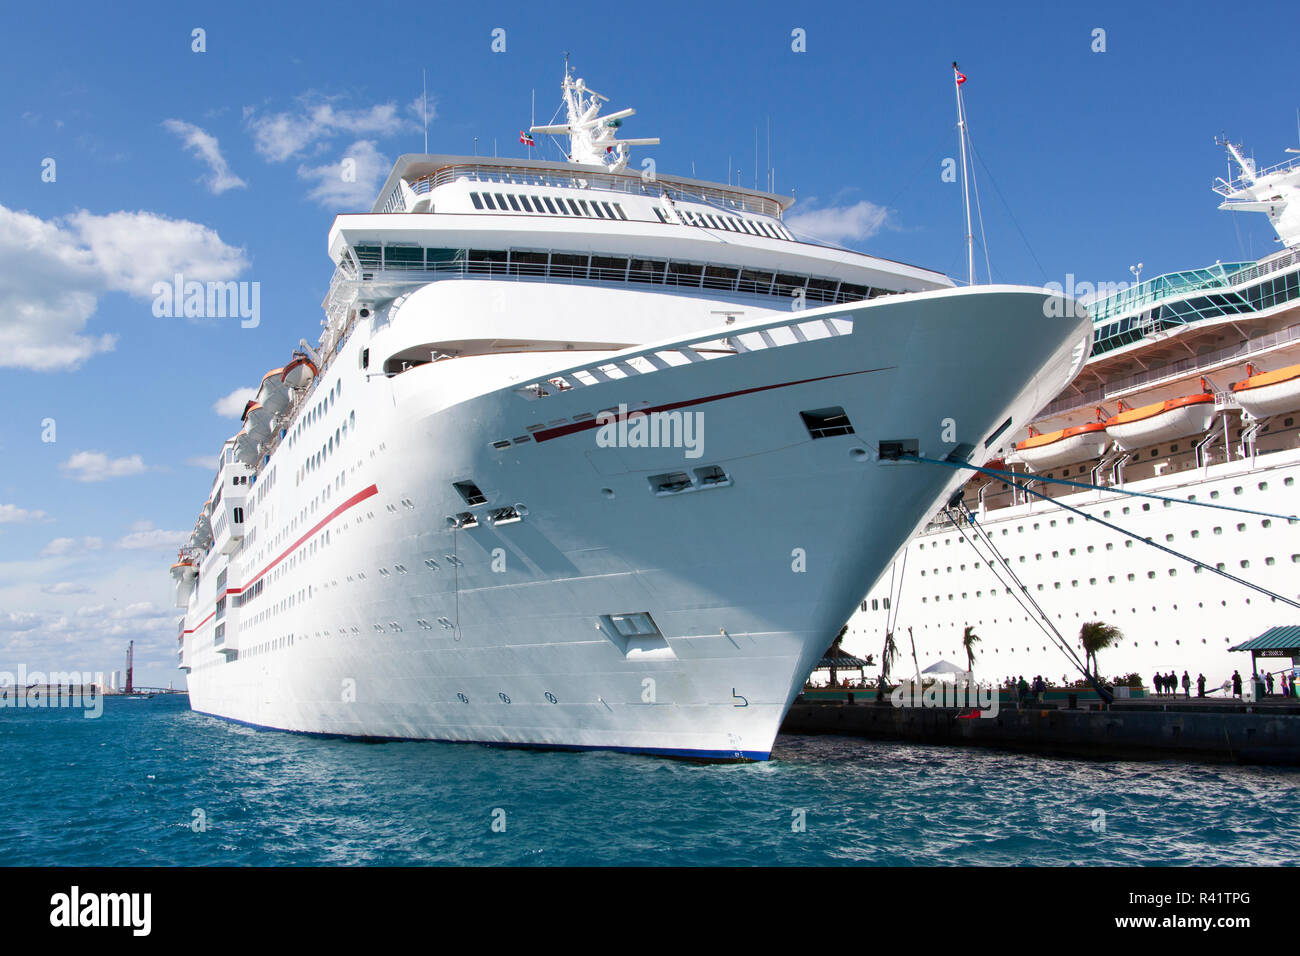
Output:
953,63,967,86
520,130,535,147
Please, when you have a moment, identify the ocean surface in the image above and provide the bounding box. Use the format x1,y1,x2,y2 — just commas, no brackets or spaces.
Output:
3,695,1296,866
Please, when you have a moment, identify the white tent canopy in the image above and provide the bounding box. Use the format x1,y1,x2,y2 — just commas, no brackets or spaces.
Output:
921,660,967,677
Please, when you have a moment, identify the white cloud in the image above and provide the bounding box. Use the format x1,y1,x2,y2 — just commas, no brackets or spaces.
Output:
40,582,92,595
116,527,188,551
40,536,104,557
246,99,408,162
163,118,248,194
0,504,48,524
67,209,248,298
297,140,389,209
213,386,257,418
0,204,249,372
0,611,42,632
786,200,890,245
59,451,148,483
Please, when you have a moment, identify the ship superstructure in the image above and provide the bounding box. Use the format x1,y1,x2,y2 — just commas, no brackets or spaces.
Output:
173,68,1089,758
849,134,1300,687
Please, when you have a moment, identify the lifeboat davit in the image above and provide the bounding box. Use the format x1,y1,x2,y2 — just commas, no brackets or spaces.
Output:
281,353,318,389
1104,393,1216,450
255,367,291,416
1012,422,1108,472
1232,362,1300,419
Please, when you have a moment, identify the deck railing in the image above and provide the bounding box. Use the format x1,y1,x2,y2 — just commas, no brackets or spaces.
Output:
1039,320,1300,418
405,163,786,218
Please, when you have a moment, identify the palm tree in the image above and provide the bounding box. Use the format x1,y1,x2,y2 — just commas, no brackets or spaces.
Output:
880,630,899,683
1079,621,1124,679
961,624,981,677
826,623,848,686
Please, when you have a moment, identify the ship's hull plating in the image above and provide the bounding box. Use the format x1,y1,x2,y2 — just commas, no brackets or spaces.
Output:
183,286,1089,759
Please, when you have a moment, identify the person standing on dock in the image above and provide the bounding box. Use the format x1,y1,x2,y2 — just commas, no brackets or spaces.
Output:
1232,670,1243,698
1265,672,1275,697
1181,671,1190,698
1197,673,1206,697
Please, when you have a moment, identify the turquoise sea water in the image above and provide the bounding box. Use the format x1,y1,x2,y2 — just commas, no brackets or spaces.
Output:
3,695,1296,866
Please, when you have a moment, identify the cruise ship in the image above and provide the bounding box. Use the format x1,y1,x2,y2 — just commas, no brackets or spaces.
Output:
172,70,1089,759
848,133,1300,688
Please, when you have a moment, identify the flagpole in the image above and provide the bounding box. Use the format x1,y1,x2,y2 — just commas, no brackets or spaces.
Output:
954,62,974,287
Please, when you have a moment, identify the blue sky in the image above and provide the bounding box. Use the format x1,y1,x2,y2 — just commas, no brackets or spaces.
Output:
1,0,1297,686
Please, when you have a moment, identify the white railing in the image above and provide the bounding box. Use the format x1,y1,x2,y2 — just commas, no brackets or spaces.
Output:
509,312,854,405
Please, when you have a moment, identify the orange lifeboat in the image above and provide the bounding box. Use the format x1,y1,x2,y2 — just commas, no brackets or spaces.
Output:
1103,392,1216,450
255,367,291,416
1231,362,1300,419
281,353,318,389
169,556,197,581
1012,422,1108,472
241,400,272,443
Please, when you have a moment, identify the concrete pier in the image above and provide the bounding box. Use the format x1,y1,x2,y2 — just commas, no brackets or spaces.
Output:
780,695,1300,764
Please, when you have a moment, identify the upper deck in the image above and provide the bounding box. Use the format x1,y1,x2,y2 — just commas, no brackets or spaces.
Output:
371,154,794,219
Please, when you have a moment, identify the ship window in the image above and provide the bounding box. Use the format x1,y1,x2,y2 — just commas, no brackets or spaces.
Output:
703,265,739,290
590,256,629,281
470,192,484,209
800,407,855,440
652,207,667,223
482,193,497,210
454,480,487,506
840,283,868,301
361,349,369,369
773,273,807,296
506,195,521,211
543,197,558,214
467,249,507,274
591,202,607,219
518,195,535,212
628,258,665,284
565,199,583,215
666,261,703,286
602,202,616,219
550,253,587,279
694,465,730,487
510,251,549,276
648,472,693,495
353,245,381,268
612,203,628,220
494,193,507,209
578,200,593,216
738,270,774,294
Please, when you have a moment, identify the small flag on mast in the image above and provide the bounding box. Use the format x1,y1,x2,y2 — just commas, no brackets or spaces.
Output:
520,130,535,147
953,62,967,86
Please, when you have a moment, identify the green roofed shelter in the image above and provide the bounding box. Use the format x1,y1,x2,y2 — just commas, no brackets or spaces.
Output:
1229,626,1300,674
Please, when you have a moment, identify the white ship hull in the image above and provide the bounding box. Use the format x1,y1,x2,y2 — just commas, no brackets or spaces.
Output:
182,285,1088,759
